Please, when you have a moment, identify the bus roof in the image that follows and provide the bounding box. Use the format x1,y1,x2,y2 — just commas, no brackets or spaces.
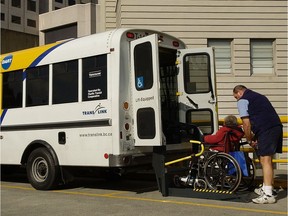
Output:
1,28,185,72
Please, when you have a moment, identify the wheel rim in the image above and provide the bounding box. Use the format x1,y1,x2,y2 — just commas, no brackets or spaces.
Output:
31,157,48,182
204,154,241,192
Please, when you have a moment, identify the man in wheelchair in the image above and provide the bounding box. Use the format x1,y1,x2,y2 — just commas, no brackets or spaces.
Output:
204,115,244,153
175,115,255,192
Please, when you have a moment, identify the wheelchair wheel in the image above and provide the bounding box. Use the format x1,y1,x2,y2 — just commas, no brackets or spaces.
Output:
203,152,242,192
193,179,207,190
237,156,256,191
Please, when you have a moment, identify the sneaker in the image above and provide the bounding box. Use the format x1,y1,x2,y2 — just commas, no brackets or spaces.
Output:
180,176,194,185
180,176,188,182
252,194,276,204
254,187,278,197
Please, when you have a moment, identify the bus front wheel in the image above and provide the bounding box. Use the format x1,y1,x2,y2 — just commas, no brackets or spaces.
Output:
26,148,59,190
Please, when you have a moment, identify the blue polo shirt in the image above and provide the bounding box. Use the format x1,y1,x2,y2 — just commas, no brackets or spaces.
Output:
237,89,281,135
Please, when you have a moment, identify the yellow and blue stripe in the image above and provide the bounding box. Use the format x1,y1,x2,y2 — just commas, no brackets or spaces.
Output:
0,40,71,124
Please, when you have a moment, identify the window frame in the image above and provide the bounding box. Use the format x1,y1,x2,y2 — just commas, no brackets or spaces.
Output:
250,39,275,75
52,59,79,105
208,39,232,74
25,65,49,107
2,70,23,109
82,54,108,102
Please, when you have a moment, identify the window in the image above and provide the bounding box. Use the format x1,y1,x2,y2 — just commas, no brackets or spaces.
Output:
184,54,210,94
44,24,77,44
208,40,232,74
82,55,107,101
2,70,23,109
68,0,76,5
53,60,78,104
11,15,21,24
27,0,36,12
39,1,49,14
137,108,156,139
26,66,49,107
186,109,214,135
1,0,5,4
27,19,36,27
250,40,274,74
11,0,21,8
134,42,153,90
1,13,4,21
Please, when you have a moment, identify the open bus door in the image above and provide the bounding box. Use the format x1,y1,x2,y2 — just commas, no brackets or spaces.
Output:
130,34,162,146
176,48,218,135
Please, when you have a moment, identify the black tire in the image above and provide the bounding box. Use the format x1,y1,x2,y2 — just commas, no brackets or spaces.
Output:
26,148,59,190
204,152,242,192
237,156,256,191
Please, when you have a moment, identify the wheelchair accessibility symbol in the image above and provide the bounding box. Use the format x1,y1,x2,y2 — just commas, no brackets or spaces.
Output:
137,76,144,89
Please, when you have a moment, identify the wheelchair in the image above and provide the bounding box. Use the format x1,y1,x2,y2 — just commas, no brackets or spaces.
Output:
169,126,256,193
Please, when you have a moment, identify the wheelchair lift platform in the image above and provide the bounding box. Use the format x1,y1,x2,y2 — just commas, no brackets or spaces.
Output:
152,146,254,203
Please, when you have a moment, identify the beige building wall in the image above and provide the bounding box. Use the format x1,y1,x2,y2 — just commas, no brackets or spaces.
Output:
39,3,105,45
104,0,287,115
103,0,287,168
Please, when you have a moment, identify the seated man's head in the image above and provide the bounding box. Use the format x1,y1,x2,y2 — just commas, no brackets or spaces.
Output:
224,115,238,127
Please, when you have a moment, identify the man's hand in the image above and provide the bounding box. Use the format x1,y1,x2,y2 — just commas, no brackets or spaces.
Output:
250,140,258,149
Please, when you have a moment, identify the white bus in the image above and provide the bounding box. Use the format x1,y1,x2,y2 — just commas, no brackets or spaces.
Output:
0,28,218,190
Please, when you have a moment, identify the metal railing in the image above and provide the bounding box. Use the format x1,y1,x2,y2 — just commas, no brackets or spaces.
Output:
219,116,287,163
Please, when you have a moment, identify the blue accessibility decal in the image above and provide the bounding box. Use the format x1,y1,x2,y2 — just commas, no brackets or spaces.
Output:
137,76,144,89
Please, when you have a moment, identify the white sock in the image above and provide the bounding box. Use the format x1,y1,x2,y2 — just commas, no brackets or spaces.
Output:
263,185,273,196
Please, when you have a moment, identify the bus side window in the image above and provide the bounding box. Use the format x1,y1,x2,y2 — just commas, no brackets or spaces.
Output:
26,65,49,107
2,70,23,109
82,55,107,101
52,59,78,104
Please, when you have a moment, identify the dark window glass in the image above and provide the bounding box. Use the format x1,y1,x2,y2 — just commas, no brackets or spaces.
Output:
134,42,153,90
2,70,23,109
1,13,4,21
53,60,78,104
27,0,36,12
137,108,156,139
184,54,210,94
39,0,49,14
1,0,5,5
68,0,75,5
26,66,49,107
44,24,77,44
186,109,214,135
27,19,36,27
11,0,20,7
11,15,21,24
82,55,107,101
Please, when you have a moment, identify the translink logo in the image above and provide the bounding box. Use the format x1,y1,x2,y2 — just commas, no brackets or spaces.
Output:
82,103,107,116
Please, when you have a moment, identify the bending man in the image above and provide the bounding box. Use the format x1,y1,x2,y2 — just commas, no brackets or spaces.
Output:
233,85,282,204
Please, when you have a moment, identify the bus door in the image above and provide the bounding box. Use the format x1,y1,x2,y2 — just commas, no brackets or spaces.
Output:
130,34,162,146
176,48,218,135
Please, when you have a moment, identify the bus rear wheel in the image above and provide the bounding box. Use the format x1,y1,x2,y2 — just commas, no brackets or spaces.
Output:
26,148,59,190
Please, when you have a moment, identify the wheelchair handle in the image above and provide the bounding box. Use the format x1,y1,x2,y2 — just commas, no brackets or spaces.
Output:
164,140,204,166
190,140,205,157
